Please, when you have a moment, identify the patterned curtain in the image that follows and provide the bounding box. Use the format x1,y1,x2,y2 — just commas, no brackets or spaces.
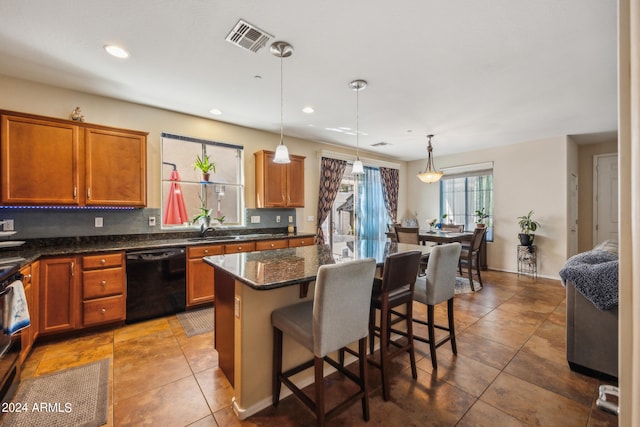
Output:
379,167,399,223
316,157,347,243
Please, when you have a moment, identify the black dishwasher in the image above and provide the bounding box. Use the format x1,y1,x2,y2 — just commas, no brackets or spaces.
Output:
125,247,186,324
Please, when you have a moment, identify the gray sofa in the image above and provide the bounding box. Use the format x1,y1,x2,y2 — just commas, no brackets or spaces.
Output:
560,241,618,379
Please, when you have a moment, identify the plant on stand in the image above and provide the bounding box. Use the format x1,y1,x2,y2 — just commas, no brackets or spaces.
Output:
517,210,540,246
193,154,216,182
475,208,490,229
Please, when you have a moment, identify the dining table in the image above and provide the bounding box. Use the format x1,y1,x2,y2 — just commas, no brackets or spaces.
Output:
419,229,473,245
203,239,430,420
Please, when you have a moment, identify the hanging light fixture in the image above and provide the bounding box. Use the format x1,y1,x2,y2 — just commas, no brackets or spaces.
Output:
417,134,444,183
349,79,367,175
270,41,293,164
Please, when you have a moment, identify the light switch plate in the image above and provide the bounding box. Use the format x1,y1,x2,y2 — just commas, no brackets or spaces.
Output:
95,217,103,228
276,215,281,223
148,216,156,226
250,215,260,223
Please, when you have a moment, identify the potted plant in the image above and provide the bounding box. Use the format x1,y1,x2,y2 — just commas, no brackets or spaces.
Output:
517,210,540,246
475,208,489,228
194,154,216,181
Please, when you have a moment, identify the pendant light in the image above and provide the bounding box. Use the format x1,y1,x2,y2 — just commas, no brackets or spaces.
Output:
271,41,293,164
417,134,444,183
349,79,367,175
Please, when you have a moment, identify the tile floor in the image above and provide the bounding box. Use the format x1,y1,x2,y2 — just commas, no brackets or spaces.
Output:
19,270,618,426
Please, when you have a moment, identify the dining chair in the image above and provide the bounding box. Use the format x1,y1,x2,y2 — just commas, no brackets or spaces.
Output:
441,224,464,232
368,250,422,401
458,227,486,291
271,258,376,427
394,226,420,245
412,242,462,369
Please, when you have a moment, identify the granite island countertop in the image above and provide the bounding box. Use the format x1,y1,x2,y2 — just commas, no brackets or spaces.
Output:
203,240,432,290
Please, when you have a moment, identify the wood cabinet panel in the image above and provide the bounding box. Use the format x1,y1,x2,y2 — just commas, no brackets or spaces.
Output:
83,252,124,269
85,127,146,206
39,257,79,335
254,150,305,208
82,267,125,299
255,239,289,251
82,295,125,326
288,236,315,247
1,114,81,204
186,245,223,307
224,242,256,254
19,263,36,363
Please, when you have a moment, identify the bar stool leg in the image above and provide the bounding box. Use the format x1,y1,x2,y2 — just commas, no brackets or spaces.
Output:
314,357,325,427
427,305,438,370
448,298,457,355
272,327,283,406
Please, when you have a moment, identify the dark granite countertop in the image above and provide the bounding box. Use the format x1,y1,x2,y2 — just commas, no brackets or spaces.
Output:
204,240,431,290
0,230,317,269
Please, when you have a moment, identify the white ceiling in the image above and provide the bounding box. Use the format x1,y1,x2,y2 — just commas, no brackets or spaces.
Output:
0,0,618,161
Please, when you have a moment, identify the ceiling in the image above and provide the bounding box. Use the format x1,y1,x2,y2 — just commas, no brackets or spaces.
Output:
0,1,618,161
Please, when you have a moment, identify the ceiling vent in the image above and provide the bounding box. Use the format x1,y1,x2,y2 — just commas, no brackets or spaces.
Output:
372,142,391,147
225,19,273,53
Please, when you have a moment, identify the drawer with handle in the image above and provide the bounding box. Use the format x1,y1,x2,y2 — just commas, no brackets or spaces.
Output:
83,294,125,326
83,252,123,269
255,239,289,251
82,268,125,298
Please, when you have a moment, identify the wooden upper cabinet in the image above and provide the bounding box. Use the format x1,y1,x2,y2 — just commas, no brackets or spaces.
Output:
254,150,305,208
85,127,146,207
0,110,147,207
1,114,81,204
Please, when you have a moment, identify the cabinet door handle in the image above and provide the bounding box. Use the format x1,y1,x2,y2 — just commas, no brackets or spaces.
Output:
100,308,106,314
71,261,75,276
100,280,107,287
204,249,209,254
87,188,91,199
73,186,77,199
100,258,106,265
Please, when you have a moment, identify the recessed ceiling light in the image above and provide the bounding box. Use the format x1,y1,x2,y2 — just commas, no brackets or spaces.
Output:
209,108,222,115
302,106,314,114
104,44,129,59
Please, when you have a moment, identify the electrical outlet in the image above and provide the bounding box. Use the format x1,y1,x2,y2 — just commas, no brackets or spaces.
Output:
250,215,260,223
148,216,156,226
95,217,103,228
2,219,14,231
276,215,281,223
288,216,293,223
307,215,315,222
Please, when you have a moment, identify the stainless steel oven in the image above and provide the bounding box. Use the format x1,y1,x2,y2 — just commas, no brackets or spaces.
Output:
0,264,23,404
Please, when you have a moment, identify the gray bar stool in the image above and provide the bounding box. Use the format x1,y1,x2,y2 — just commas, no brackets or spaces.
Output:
413,242,462,369
271,258,376,427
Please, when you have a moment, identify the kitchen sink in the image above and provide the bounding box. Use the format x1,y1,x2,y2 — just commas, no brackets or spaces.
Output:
188,233,288,242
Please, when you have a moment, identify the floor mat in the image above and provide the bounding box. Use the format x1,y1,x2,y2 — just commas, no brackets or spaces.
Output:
3,358,110,427
177,307,214,337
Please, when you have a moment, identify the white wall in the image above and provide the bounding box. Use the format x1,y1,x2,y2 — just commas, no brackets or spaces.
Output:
0,75,408,233
407,136,571,279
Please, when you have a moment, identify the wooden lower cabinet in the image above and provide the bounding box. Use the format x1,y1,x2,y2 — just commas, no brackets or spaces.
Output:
187,245,223,308
39,256,80,335
81,252,126,327
19,261,39,363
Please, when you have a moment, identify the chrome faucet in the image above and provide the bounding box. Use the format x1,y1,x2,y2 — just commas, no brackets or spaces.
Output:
200,224,216,237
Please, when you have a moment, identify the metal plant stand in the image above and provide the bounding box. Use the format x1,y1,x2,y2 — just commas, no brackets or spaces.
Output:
517,245,537,278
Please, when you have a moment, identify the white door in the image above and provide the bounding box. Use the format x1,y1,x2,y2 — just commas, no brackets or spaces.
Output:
593,154,618,245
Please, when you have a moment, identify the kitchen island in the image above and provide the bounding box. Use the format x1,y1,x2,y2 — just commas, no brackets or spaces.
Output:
204,240,431,419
